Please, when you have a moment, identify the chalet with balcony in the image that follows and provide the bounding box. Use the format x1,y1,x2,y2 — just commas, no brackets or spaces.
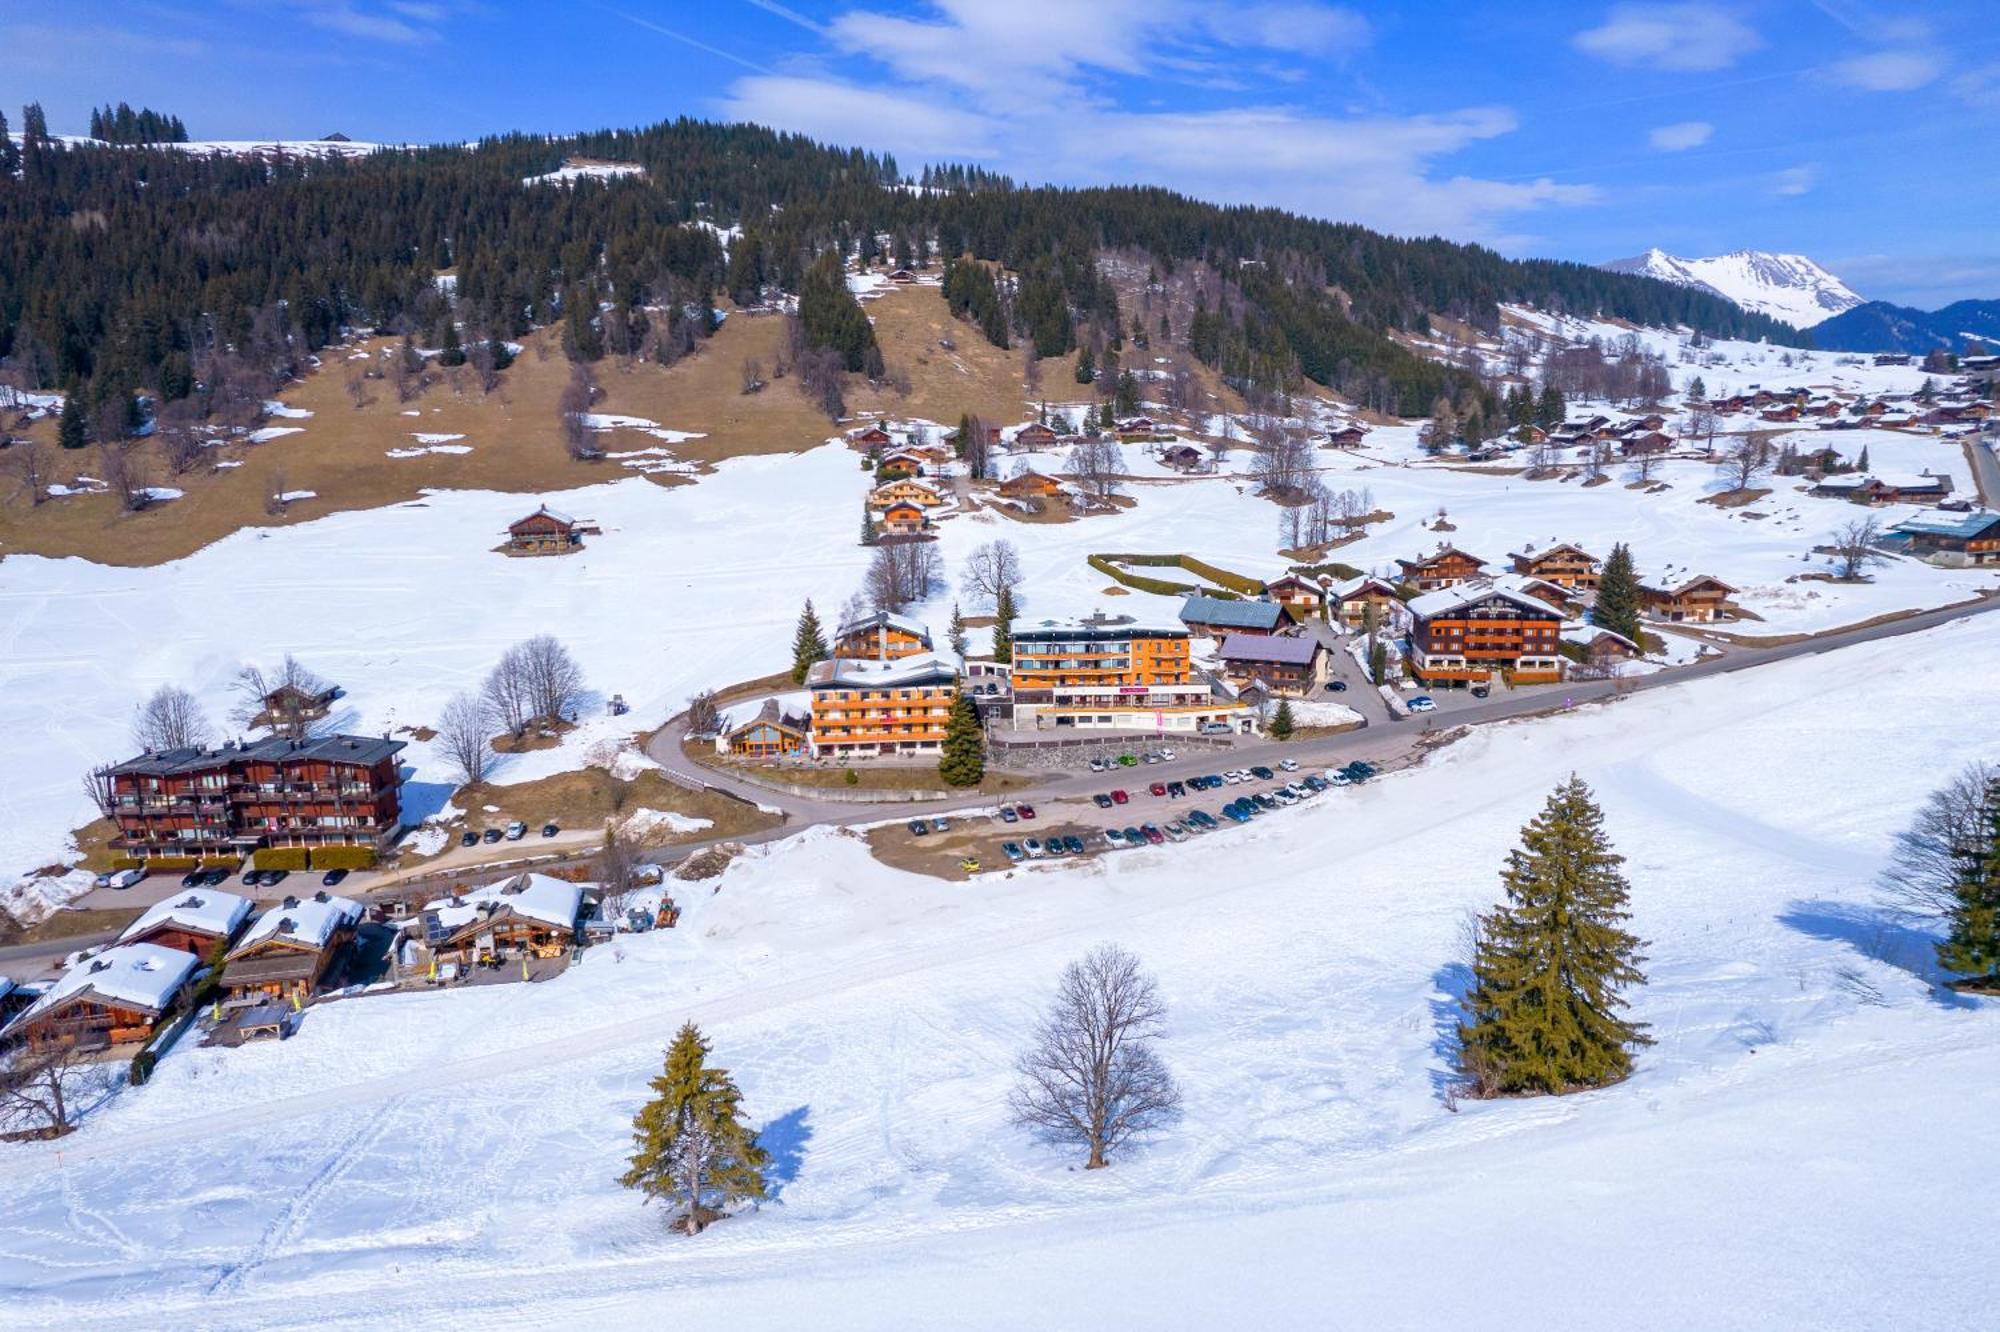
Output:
101,734,407,866
848,424,895,448
1888,509,2000,567
419,873,585,966
1011,422,1061,450
998,470,1067,503
117,889,251,957
1115,416,1166,440
1216,633,1329,697
505,505,594,555
1510,543,1601,589
1406,583,1565,687
1810,472,1954,505
717,699,810,758
257,682,341,731
1620,431,1673,456
878,500,929,538
1640,576,1738,623
0,943,198,1052
1329,575,1403,629
1395,546,1489,591
221,893,364,1004
1178,594,1286,640
1010,615,1242,732
1263,573,1328,620
834,609,934,661
807,653,960,758
1159,444,1203,471
1326,425,1369,448
1564,625,1642,671
869,477,946,510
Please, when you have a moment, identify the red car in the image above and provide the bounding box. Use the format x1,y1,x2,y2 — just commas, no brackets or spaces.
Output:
1014,803,1037,820
1148,782,1168,797
1109,789,1129,805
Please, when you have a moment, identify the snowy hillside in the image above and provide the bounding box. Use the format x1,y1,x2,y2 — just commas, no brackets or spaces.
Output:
0,613,1995,1327
1601,248,1864,329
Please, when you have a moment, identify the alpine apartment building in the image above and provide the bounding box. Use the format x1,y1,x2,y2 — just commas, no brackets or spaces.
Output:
1010,615,1250,732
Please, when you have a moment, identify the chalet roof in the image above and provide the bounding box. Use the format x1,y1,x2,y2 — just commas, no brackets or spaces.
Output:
835,609,932,643
1,943,198,1038
120,889,253,944
1891,508,2000,539
111,733,408,779
1396,545,1488,571
230,893,364,957
1405,581,1561,621
1218,633,1323,667
1013,616,1186,643
1563,624,1641,652
1514,542,1599,565
509,504,576,530
1177,595,1285,632
1263,573,1324,595
426,872,586,934
808,652,960,690
999,469,1063,489
1645,575,1739,597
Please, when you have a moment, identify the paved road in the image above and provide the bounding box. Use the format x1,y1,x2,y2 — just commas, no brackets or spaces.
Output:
1963,433,2000,508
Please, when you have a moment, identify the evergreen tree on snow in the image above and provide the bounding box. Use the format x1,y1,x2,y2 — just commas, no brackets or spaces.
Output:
937,694,986,787
1593,543,1643,646
1458,776,1651,1096
620,1023,769,1235
1937,775,2000,987
790,600,828,684
1857,445,1870,473
1269,697,1295,740
1535,382,1565,429
992,584,1016,663
947,602,969,660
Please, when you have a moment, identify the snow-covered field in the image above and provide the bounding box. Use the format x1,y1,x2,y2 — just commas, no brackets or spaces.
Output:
1,612,1994,1328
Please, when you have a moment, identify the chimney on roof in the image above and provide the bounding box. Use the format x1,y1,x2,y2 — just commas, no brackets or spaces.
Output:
313,890,329,903
276,917,297,935
89,957,112,973
282,895,300,909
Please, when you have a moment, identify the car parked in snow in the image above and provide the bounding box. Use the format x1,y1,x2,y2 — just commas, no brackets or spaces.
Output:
1408,696,1437,713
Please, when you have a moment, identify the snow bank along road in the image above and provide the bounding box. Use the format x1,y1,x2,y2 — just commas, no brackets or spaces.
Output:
2,612,1997,1329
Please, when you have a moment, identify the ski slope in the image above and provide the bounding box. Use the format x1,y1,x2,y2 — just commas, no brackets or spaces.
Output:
0,613,1995,1328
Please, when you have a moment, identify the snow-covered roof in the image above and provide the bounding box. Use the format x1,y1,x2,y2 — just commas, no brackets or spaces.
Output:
426,872,586,933
1178,596,1284,631
1892,508,2000,539
2,943,198,1036
808,653,960,690
231,894,364,955
119,889,252,944
1406,581,1561,620
835,609,931,643
1330,575,1400,599
1218,633,1323,666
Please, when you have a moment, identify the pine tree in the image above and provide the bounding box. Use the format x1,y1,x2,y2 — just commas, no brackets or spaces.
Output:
1535,382,1565,429
1075,345,1096,384
1114,370,1140,417
620,1022,770,1236
1269,697,1295,740
57,395,87,450
1856,445,1870,473
1458,776,1651,1096
992,584,1016,663
860,502,876,547
790,600,828,684
948,601,969,660
937,694,986,787
0,110,16,175
1593,542,1643,646
1099,400,1116,431
1937,776,2000,987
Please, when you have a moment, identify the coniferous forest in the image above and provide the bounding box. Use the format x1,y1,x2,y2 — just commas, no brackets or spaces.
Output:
0,110,1805,433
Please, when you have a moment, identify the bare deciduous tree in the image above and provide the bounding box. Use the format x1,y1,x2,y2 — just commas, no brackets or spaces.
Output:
232,654,332,738
7,436,47,506
344,369,372,410
960,539,1023,609
517,634,588,727
865,542,944,612
559,363,603,460
960,413,992,481
1881,762,1998,919
438,691,495,785
1065,436,1126,504
1250,424,1315,499
0,1043,118,1137
739,358,765,395
1630,449,1664,485
133,684,212,753
482,649,535,739
98,441,152,512
686,690,721,737
83,761,118,819
1827,515,1889,581
1722,437,1772,491
157,417,204,476
1009,943,1182,1169
598,825,642,919
264,466,291,517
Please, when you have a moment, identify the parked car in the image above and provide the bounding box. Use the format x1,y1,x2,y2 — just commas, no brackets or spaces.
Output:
460,831,479,848
321,868,349,888
1165,780,1186,798
931,817,950,834
1109,789,1129,805
1123,826,1144,846
1043,839,1066,859
1327,679,1348,692
1303,775,1330,792
1200,721,1233,735
1408,696,1438,713
1187,810,1218,830
1471,685,1491,699
1093,793,1115,809
1223,804,1253,824
1024,838,1044,856
1149,782,1168,797
1273,788,1300,806
541,822,560,838
1164,822,1189,843
908,819,929,836
1116,754,1139,767
263,869,290,887
203,868,232,886
95,868,146,891
1001,841,1026,863
1140,823,1165,845
959,857,981,874
1324,770,1352,788
179,869,204,888
1278,758,1300,772
482,827,504,844
1062,835,1085,855
1157,748,1176,760
1088,757,1108,773
505,820,528,840
1015,804,1037,820
1104,829,1126,847
1250,765,1275,781
999,805,1020,823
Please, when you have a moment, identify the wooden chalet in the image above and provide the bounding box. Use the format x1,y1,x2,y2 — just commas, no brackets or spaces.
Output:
1263,573,1328,619
1497,574,1578,613
833,609,934,661
420,873,584,966
879,500,928,538
1566,626,1641,669
887,268,917,283
1888,509,2000,567
869,477,945,509
718,699,810,758
1512,424,1547,445
998,470,1067,502
1641,576,1738,623
1216,633,1329,697
1810,473,1954,505
1395,546,1488,591
1325,425,1369,448
118,889,252,957
876,448,930,478
1115,416,1165,438
1759,404,1804,423
0,943,197,1052
1011,422,1061,450
1406,583,1565,687
221,893,364,1004
1159,444,1203,471
1510,543,1601,589
1620,431,1673,456
1178,594,1286,639
848,424,895,448
807,653,960,757
258,682,341,729
1330,575,1403,629
505,505,594,555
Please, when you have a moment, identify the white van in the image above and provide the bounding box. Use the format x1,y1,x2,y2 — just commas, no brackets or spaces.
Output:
94,868,146,891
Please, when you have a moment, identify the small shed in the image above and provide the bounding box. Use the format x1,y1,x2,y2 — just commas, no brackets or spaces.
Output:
506,505,592,555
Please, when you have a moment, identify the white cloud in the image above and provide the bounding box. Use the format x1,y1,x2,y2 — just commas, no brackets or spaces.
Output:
1573,4,1761,72
1951,63,2000,110
1201,4,1371,57
1772,164,1818,197
1826,50,1943,92
721,76,1000,160
1648,120,1713,151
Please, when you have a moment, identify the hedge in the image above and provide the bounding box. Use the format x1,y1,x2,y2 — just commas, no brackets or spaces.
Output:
128,1050,156,1086
1087,554,1200,597
310,845,377,871
1288,561,1364,583
1178,557,1265,596
1089,553,1261,600
252,846,310,871
116,854,198,872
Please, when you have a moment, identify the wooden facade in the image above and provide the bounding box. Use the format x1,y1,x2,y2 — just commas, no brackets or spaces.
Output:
998,471,1066,501
1407,586,1564,686
1012,422,1060,449
505,506,589,555
221,895,362,1004
1331,577,1403,629
869,478,945,509
1395,547,1489,591
1510,544,1601,589
1641,576,1738,623
720,699,809,757
1891,511,2000,567
1263,574,1327,619
833,611,933,661
1217,634,1328,697
104,735,406,862
879,501,928,537
0,946,196,1052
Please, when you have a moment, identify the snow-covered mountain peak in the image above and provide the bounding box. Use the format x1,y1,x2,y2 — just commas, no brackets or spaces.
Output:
1600,248,1864,329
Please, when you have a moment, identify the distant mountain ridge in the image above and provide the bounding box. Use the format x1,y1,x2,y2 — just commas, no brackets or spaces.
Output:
1808,299,2000,355
1599,248,1864,329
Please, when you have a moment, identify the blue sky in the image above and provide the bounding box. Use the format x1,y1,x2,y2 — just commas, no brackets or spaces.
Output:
10,1,2000,306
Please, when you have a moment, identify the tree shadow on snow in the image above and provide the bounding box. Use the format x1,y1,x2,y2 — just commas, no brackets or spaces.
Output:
396,778,458,827
759,1105,813,1201
1428,961,1474,1103
1777,899,1980,1010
